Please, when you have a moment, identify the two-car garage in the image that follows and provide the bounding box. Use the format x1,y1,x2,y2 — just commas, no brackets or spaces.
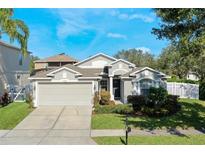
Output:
34,81,93,106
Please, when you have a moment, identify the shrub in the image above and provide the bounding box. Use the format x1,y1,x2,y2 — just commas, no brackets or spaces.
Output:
108,100,116,105
127,87,181,117
93,92,100,106
26,93,34,108
94,104,133,114
113,104,133,114
199,81,205,100
99,90,111,105
163,95,180,114
0,92,12,107
148,87,168,109
127,95,146,112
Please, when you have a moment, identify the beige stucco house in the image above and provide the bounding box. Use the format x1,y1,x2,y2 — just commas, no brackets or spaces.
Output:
34,53,78,70
29,53,166,107
0,41,31,95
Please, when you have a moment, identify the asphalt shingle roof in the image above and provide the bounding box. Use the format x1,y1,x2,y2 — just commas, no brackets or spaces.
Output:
122,67,144,77
34,54,78,63
31,64,103,78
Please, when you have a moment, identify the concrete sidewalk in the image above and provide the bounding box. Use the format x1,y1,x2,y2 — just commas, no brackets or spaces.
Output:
0,106,96,145
91,128,205,137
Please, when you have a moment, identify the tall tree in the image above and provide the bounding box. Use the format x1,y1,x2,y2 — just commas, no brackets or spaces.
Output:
0,8,29,56
152,8,205,57
114,48,156,68
157,44,194,78
153,8,205,81
29,55,40,72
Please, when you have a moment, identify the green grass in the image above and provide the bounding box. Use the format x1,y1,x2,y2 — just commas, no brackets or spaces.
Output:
92,99,205,130
0,102,33,129
93,135,205,145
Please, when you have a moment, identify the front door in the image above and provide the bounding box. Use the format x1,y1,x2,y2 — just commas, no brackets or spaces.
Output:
113,79,121,99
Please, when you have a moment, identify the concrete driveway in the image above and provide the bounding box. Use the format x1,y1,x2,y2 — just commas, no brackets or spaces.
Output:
0,106,96,145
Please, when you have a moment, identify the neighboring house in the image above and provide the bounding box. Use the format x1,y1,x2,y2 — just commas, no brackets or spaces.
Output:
29,53,166,107
186,71,199,81
34,53,78,70
0,41,31,95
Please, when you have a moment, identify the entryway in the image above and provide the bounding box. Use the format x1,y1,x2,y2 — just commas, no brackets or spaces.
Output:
113,78,121,100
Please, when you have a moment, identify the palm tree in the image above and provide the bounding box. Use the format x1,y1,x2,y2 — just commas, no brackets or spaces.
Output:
0,8,29,56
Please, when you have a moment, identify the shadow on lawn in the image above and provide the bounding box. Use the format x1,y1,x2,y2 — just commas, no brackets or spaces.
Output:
120,101,205,133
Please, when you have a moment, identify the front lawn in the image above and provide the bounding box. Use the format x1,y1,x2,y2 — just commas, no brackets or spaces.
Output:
93,135,205,145
92,99,205,130
0,102,33,129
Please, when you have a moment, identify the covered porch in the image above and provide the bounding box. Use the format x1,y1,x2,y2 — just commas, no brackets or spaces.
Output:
98,76,122,101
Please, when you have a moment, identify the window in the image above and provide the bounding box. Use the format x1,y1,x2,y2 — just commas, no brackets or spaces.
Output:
48,62,60,67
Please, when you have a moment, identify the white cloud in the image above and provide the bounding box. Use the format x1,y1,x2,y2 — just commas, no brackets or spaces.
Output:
135,47,151,53
107,33,127,39
129,14,154,23
111,10,155,23
50,9,93,39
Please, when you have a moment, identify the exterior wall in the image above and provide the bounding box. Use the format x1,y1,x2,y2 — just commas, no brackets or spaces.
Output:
30,79,51,107
52,70,77,81
77,55,115,68
122,79,133,103
34,62,47,70
109,61,132,76
0,43,31,95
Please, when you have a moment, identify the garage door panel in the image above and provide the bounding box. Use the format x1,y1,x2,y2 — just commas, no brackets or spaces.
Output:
38,82,92,106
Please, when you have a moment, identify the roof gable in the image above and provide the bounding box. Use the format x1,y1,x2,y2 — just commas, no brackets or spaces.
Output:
46,66,82,77
109,59,135,67
122,67,166,78
74,53,117,67
130,67,165,76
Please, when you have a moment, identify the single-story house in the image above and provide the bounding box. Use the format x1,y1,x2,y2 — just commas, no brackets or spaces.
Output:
29,53,167,107
0,41,31,96
186,71,199,81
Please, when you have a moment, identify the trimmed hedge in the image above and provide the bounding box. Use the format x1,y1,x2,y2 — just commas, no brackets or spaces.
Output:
127,95,146,111
127,87,181,117
94,104,133,114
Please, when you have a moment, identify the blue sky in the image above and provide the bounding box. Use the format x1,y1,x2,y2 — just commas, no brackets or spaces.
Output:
2,8,169,60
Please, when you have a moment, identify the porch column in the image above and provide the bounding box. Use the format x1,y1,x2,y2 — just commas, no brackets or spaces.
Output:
137,82,141,95
109,76,114,100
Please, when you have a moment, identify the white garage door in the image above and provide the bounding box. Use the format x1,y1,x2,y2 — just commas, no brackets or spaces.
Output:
37,82,93,106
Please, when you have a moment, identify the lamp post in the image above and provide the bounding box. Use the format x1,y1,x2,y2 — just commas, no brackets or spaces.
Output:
125,115,131,145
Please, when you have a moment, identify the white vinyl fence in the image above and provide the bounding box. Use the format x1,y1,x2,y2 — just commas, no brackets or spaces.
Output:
166,82,199,99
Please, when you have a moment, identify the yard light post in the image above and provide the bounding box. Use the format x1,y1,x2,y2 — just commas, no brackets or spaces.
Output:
125,115,131,145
